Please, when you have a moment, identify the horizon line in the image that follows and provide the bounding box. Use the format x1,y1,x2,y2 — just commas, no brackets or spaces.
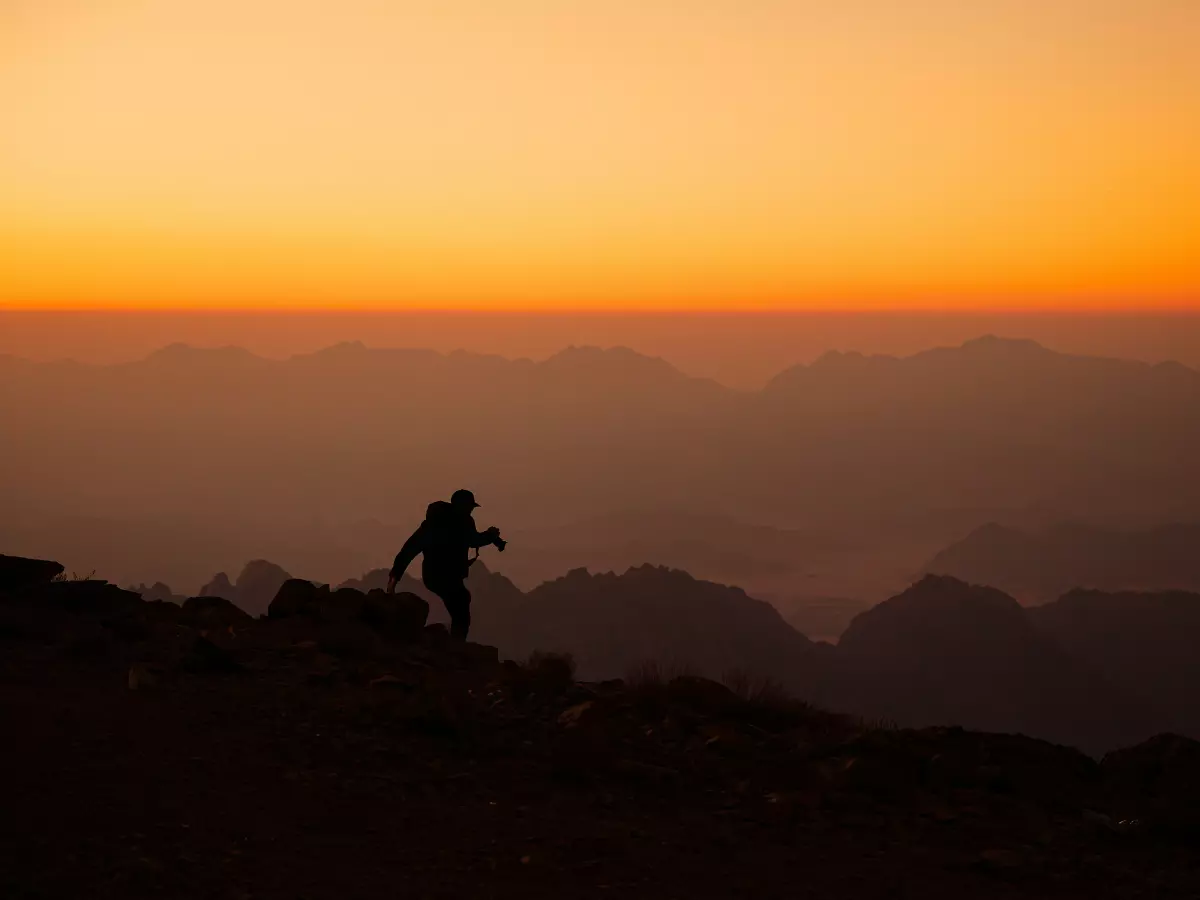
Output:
5,305,1200,318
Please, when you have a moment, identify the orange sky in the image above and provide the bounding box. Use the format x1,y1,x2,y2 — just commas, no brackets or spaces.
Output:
2,1,1198,311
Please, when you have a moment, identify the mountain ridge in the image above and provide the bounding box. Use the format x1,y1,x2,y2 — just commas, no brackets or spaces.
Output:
9,335,1199,386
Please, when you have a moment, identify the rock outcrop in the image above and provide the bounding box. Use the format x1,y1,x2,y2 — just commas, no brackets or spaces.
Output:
181,595,254,629
268,578,430,642
0,554,65,591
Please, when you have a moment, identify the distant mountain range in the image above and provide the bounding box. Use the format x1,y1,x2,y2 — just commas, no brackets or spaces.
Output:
925,521,1200,601
5,336,1199,535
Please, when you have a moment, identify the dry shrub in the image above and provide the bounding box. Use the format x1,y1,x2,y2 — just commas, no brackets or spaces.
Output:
719,667,850,736
720,668,791,706
623,659,695,691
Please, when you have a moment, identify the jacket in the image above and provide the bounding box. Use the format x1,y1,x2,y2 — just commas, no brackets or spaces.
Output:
389,501,495,584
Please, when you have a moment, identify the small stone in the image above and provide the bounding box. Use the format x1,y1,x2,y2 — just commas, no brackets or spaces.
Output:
128,664,157,690
369,674,415,689
557,701,594,727
973,848,1021,872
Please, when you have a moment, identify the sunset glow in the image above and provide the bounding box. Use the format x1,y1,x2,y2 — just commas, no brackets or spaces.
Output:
2,1,1198,311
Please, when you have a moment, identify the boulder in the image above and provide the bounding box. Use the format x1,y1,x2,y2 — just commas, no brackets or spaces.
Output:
41,580,143,616
141,599,184,625
314,587,369,622
361,589,429,641
268,579,321,618
0,554,65,592
182,595,254,628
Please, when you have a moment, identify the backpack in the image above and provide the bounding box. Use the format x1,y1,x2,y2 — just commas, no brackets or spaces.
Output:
424,500,455,529
422,501,478,576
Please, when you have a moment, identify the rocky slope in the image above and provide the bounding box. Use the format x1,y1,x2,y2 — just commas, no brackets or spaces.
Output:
4,554,1200,898
177,561,1200,752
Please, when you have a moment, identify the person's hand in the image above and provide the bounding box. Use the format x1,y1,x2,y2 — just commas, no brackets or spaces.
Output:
484,526,500,540
385,576,396,595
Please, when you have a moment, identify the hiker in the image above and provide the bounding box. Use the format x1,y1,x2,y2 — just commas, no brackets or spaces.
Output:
385,489,505,640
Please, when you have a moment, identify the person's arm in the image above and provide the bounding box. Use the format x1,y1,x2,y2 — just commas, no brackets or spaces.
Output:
386,524,427,593
465,515,500,549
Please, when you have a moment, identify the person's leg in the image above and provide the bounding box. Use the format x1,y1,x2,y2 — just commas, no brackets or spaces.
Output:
446,581,471,640
430,580,472,640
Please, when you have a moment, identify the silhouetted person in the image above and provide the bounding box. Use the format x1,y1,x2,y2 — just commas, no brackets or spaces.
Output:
386,489,504,640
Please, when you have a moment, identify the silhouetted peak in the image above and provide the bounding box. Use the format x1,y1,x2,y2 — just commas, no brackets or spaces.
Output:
898,573,1023,612
199,572,234,598
134,581,184,604
767,336,1063,393
766,349,896,391
538,563,724,592
907,336,1059,369
841,576,1026,648
548,344,649,362
622,562,714,585
235,559,292,587
541,345,685,380
1153,359,1198,377
959,334,1048,355
312,340,368,355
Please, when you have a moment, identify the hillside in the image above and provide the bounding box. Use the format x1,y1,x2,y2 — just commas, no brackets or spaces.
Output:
1031,589,1200,737
5,553,1200,899
828,576,1153,752
489,564,827,685
926,522,1200,601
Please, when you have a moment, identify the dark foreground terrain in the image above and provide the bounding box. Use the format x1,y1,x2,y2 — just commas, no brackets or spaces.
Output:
3,556,1200,899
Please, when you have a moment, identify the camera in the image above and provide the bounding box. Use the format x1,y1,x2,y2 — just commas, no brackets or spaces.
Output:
494,536,507,552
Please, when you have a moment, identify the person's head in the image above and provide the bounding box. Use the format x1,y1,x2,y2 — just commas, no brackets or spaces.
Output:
450,489,480,513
